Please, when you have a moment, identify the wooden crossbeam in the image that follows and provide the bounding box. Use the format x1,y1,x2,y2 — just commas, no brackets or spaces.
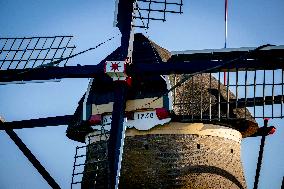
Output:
0,115,73,130
0,56,284,83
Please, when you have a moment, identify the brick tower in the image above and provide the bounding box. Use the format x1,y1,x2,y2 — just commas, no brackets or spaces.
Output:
104,123,246,189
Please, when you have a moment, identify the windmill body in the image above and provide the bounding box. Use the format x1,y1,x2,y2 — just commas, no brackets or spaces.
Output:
67,33,274,189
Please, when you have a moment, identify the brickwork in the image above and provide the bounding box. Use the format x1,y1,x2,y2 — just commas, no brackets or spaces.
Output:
84,124,247,189
119,133,247,189
82,141,109,189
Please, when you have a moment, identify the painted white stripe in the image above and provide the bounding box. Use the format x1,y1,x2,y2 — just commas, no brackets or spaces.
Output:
164,75,173,110
83,78,94,120
115,118,128,189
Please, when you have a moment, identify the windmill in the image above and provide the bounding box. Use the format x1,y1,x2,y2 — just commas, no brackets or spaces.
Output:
0,0,284,189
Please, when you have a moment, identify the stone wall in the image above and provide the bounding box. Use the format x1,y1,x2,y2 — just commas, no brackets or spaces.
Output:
120,134,246,189
83,124,247,189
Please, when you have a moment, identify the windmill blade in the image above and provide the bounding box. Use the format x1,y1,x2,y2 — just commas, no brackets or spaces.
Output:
0,64,104,83
170,45,284,71
126,45,284,76
160,46,284,138
0,115,73,130
0,35,118,83
0,45,124,83
1,47,283,83
0,36,75,70
0,36,76,83
133,0,183,29
115,0,183,30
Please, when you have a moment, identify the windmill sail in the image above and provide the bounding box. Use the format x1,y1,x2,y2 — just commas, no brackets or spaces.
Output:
0,36,75,70
133,0,183,29
170,45,284,137
0,36,76,84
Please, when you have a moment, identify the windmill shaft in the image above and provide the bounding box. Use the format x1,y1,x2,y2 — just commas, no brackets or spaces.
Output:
107,82,128,189
0,120,61,189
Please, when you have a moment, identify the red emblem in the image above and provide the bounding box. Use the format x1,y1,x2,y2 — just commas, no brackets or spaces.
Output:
111,62,120,71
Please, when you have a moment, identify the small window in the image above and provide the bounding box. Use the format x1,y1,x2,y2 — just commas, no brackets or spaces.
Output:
197,144,200,149
231,149,233,153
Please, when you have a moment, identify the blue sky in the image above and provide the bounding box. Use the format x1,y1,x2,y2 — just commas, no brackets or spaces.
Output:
0,0,283,188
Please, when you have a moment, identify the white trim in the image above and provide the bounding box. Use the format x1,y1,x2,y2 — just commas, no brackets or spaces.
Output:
125,123,242,143
115,118,127,189
83,78,94,120
164,75,173,110
127,2,136,60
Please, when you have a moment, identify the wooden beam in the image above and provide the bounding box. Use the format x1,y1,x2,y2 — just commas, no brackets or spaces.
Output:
1,115,73,130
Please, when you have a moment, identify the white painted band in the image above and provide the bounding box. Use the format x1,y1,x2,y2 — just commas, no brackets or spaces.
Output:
86,122,242,144
126,122,242,143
